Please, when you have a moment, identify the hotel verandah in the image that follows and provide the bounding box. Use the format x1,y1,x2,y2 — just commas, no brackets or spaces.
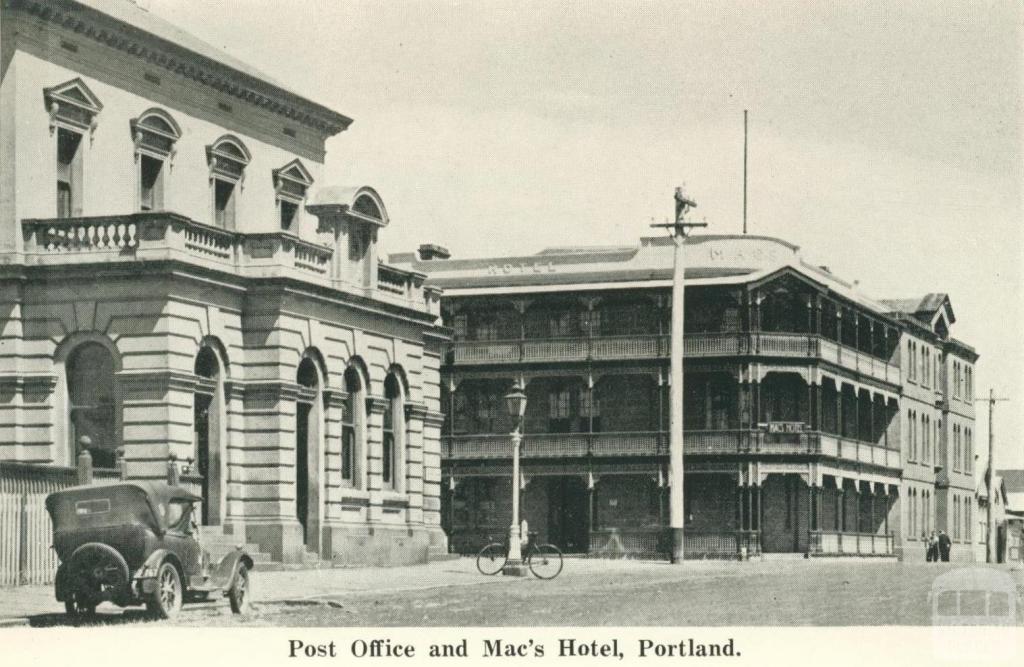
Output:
391,234,981,561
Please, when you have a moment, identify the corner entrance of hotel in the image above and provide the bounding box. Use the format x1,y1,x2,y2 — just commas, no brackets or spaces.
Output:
522,476,589,553
546,477,588,552
761,474,806,553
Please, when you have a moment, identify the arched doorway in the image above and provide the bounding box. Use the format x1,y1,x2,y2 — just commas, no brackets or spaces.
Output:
193,346,224,525
296,356,324,553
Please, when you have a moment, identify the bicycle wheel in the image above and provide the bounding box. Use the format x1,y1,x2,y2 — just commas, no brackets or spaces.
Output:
527,543,563,579
476,543,507,576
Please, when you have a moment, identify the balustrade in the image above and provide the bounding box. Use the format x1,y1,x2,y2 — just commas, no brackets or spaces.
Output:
21,214,430,308
444,430,898,467
184,224,233,259
449,330,900,381
30,219,138,252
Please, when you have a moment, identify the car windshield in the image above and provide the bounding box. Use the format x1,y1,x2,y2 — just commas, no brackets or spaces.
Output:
165,499,193,530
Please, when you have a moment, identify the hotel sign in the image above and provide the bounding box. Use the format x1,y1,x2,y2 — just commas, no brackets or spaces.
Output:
700,239,793,268
761,421,808,434
486,261,557,275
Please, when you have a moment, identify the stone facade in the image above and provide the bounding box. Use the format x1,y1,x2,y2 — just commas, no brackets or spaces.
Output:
0,0,447,565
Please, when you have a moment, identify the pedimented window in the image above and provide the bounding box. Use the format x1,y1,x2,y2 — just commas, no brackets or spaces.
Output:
44,78,103,137
273,159,314,230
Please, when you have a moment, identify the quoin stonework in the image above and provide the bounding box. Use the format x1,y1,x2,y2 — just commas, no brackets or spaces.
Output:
389,234,981,562
0,0,449,567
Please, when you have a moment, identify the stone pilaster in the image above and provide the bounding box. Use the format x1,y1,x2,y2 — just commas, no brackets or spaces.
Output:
117,370,194,479
404,401,428,525
236,380,305,563
364,395,388,522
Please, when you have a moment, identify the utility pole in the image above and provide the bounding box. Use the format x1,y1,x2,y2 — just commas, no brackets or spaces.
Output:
742,110,748,235
976,389,1009,563
651,187,707,563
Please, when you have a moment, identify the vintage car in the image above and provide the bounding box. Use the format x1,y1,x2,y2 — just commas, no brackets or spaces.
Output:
45,481,254,620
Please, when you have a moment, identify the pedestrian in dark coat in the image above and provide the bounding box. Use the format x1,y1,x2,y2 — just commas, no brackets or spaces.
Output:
926,531,939,562
938,530,951,562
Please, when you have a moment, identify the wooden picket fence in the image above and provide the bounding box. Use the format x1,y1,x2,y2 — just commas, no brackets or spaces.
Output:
0,461,122,586
0,493,60,585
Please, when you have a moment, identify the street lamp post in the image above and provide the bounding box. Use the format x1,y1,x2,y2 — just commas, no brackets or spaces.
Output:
652,187,706,564
503,383,529,576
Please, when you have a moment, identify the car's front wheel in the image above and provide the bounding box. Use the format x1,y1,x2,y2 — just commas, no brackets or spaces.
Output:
228,563,251,615
145,562,183,620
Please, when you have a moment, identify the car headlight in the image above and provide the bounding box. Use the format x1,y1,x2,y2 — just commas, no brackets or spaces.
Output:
139,566,158,578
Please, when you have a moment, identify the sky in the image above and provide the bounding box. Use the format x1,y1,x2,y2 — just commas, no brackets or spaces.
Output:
143,0,1023,469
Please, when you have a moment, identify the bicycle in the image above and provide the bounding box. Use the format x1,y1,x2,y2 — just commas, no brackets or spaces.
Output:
476,531,563,579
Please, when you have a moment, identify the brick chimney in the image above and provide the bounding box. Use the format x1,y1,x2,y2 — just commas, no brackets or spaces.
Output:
418,244,450,261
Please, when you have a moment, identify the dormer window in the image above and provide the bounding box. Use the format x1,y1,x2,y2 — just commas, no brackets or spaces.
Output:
45,79,102,218
131,109,181,211
352,193,384,222
206,136,250,229
273,159,314,231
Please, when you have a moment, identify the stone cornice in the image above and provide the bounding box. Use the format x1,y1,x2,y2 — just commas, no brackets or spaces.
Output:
404,401,429,420
13,0,353,136
0,373,58,390
365,396,390,414
115,368,196,393
323,390,350,408
421,409,447,427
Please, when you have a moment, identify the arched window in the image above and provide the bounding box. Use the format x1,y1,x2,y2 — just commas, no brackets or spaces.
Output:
921,413,927,463
965,428,972,473
206,135,251,229
341,365,364,487
913,487,921,540
66,342,118,467
953,497,960,540
382,373,404,491
132,109,181,211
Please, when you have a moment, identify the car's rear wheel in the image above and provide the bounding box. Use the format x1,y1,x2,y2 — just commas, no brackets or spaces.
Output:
228,563,251,615
145,562,183,620
64,591,97,618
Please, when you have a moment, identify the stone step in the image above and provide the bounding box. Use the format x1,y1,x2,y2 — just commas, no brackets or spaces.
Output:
428,546,460,562
760,553,809,560
428,552,461,562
